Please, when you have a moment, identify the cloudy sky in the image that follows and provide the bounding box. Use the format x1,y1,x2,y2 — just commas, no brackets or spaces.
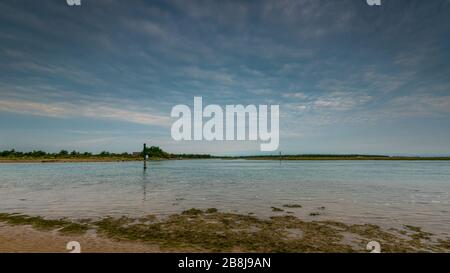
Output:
1,0,450,155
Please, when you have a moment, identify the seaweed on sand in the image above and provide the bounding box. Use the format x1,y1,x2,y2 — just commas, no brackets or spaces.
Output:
0,213,88,235
1,210,448,253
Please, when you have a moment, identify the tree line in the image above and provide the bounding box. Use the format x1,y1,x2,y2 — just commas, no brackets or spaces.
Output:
0,149,137,158
0,147,213,159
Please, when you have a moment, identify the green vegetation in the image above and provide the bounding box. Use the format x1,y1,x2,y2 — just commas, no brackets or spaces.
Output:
2,148,450,162
0,149,140,162
0,213,88,235
283,204,303,208
205,208,218,213
143,146,170,159
1,209,448,252
0,148,213,162
174,154,213,159
181,208,204,215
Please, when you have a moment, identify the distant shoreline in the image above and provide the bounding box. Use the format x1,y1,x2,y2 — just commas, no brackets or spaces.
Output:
3,148,450,163
235,156,450,161
0,158,141,163
1,156,450,163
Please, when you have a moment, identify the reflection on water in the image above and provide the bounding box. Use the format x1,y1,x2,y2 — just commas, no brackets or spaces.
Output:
0,160,449,235
142,168,148,202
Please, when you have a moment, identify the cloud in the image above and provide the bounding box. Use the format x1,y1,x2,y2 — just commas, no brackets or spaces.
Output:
182,66,234,85
284,91,372,113
383,94,450,118
0,99,170,127
313,92,372,111
1,0,450,154
282,92,308,100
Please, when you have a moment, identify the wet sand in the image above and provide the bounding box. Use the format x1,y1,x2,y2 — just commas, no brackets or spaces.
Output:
1,210,449,253
0,222,163,253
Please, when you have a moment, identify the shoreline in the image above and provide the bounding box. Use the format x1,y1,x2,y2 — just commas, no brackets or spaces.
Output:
0,158,142,163
0,210,448,253
2,157,450,163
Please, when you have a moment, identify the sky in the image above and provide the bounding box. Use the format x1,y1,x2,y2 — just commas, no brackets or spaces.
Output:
1,0,450,155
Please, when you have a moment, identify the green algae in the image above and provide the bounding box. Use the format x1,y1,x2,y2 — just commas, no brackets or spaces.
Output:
59,223,90,235
205,208,218,213
271,207,284,212
282,204,302,208
182,208,204,215
0,213,88,235
1,210,448,253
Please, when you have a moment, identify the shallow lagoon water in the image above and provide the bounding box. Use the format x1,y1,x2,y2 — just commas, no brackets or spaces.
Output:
0,160,449,235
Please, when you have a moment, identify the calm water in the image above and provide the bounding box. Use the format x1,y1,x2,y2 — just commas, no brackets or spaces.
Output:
0,160,449,235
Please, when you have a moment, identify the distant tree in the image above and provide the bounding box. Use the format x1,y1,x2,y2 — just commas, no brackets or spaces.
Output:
31,150,46,157
176,153,211,159
99,151,110,156
0,149,15,157
59,150,69,156
144,146,170,158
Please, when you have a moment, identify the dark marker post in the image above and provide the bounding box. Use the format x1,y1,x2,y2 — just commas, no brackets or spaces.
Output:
143,143,147,170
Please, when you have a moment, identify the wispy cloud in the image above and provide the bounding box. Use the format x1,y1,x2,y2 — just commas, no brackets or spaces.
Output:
0,99,170,127
1,0,450,154
282,92,308,100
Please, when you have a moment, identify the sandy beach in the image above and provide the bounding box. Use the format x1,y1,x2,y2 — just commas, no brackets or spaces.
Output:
0,222,163,253
0,210,449,253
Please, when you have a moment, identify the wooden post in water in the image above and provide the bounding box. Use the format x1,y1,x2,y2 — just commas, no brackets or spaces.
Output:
143,143,147,170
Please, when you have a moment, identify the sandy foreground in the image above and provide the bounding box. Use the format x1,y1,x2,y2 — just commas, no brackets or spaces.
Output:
1,210,449,253
0,222,162,253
